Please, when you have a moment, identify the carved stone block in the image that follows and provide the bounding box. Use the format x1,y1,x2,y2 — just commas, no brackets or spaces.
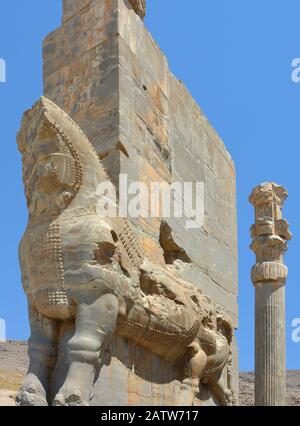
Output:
17,0,239,406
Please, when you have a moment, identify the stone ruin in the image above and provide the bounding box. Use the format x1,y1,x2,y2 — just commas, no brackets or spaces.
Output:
250,183,291,406
16,0,238,406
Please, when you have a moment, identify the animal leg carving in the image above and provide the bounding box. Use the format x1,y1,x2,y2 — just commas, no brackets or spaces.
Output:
53,294,118,406
176,339,208,406
16,306,58,406
207,372,233,407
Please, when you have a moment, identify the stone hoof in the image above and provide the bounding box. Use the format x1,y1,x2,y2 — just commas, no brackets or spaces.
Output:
16,387,48,407
16,374,48,406
224,389,233,405
53,388,90,407
52,393,65,407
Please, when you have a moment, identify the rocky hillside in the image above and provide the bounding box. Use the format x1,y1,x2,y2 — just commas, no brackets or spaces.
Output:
0,341,28,406
239,371,300,406
0,341,299,406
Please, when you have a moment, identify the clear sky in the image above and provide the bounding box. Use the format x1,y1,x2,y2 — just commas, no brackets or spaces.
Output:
0,0,299,372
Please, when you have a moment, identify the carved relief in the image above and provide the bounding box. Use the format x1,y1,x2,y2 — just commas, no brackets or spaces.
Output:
17,97,234,407
159,221,192,265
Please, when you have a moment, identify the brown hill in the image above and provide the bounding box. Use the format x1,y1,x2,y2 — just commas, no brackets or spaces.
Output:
239,371,300,406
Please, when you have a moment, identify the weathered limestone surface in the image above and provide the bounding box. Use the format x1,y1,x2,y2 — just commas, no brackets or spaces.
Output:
3,342,300,406
44,0,238,324
16,97,235,407
16,0,238,406
62,0,146,23
250,182,292,406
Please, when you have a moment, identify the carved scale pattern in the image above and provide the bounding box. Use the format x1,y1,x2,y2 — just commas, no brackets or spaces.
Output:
118,220,144,270
118,318,202,345
44,222,68,307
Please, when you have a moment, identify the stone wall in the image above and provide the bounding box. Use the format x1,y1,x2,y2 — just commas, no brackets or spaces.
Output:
42,0,238,405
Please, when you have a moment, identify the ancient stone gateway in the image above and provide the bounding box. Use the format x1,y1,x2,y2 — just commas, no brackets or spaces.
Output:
16,0,238,406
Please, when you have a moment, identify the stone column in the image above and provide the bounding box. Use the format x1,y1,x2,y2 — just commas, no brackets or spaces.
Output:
250,182,292,406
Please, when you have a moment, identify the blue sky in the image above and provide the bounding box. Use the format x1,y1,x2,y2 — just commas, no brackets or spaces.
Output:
0,0,299,372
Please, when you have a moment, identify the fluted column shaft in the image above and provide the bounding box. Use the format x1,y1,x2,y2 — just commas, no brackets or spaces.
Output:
255,283,286,406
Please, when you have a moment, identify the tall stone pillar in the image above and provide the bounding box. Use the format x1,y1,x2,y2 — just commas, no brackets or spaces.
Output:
250,182,292,406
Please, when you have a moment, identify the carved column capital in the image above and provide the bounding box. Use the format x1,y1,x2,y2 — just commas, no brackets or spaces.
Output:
251,262,288,287
250,182,291,288
249,182,288,209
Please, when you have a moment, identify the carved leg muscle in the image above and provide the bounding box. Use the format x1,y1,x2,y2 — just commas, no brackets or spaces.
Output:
176,339,208,406
16,306,58,406
207,372,232,407
53,293,119,406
